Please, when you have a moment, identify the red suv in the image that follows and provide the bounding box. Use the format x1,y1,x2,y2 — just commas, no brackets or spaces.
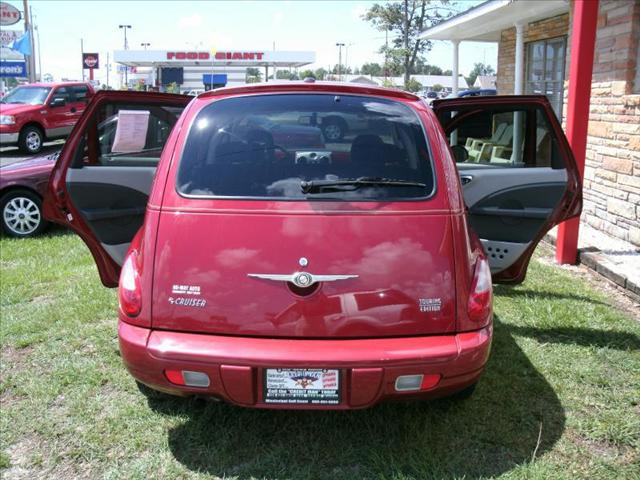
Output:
0,82,94,154
45,84,580,409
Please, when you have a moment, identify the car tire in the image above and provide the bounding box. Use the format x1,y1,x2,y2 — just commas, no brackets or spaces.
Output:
18,125,44,154
322,118,346,142
450,382,477,400
1,189,48,238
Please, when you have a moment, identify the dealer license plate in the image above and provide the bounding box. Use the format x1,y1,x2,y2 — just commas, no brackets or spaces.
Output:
264,368,340,405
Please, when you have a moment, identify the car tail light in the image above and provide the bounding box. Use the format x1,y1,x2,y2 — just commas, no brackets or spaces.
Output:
467,258,492,324
119,253,142,317
395,374,441,392
164,369,210,387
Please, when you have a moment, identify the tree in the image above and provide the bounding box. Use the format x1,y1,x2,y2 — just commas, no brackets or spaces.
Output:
414,59,443,75
275,70,299,80
361,62,383,76
431,83,443,92
246,67,262,83
299,69,315,80
314,68,328,80
465,62,496,87
405,78,423,93
442,69,452,76
363,0,453,86
331,64,352,75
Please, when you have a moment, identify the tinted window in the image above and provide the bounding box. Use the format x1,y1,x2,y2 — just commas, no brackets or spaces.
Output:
177,94,434,200
51,87,70,103
72,85,89,102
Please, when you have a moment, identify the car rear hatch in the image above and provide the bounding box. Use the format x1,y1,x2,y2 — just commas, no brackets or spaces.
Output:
151,91,456,338
151,208,456,338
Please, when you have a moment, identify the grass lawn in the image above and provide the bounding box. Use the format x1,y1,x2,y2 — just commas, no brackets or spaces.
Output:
1,229,639,479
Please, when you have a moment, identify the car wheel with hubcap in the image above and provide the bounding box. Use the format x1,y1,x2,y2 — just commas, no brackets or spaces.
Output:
1,190,47,238
18,125,44,154
322,120,345,142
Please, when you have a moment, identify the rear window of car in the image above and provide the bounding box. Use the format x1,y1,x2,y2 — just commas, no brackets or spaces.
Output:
176,94,435,200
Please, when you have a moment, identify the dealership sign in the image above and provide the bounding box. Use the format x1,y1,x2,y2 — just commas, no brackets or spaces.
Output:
0,60,26,77
0,29,20,46
83,53,99,69
166,51,265,61
0,2,21,26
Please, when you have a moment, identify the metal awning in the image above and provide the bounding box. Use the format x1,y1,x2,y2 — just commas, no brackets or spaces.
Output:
420,0,569,42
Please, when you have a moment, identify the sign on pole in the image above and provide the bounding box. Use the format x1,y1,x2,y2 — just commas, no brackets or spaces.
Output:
0,29,21,46
0,60,27,77
82,53,99,69
0,2,21,26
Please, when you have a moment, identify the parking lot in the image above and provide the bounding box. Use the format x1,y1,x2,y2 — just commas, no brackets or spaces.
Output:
0,142,63,167
1,230,638,479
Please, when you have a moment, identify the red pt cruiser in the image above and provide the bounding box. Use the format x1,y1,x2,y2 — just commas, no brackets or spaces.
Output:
45,84,580,409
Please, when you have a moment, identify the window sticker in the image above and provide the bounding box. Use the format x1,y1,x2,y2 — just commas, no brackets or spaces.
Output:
111,110,150,153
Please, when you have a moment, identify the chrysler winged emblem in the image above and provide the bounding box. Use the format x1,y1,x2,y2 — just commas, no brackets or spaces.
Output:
248,259,357,288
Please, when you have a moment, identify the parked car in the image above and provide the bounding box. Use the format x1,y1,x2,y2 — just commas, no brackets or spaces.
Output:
45,84,580,409
0,151,59,237
0,82,95,154
445,88,497,99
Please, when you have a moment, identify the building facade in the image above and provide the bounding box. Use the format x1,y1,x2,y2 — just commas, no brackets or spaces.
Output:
496,1,640,246
421,0,640,247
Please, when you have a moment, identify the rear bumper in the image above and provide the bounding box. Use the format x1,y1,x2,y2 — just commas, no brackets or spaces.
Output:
119,321,492,409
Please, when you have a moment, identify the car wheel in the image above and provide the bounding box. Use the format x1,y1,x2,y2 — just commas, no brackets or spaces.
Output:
18,125,44,154
1,190,48,238
322,120,345,142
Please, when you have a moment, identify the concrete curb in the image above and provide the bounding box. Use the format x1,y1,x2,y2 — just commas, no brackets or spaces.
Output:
544,233,640,302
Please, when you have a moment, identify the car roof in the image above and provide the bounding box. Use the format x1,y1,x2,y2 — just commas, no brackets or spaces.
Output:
21,82,89,88
199,81,421,102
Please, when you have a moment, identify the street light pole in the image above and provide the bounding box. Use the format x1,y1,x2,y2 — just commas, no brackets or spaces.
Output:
336,42,345,81
118,25,131,88
141,42,150,50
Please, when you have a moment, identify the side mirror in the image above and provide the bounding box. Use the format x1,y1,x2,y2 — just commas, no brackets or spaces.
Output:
49,97,67,108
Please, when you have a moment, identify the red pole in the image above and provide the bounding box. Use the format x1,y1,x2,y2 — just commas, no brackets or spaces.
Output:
89,68,94,81
555,0,599,265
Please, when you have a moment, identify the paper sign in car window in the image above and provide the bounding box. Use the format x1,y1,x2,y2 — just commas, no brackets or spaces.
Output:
111,110,150,153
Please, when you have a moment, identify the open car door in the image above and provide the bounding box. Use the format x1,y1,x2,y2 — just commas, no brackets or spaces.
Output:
45,91,191,287
432,95,581,284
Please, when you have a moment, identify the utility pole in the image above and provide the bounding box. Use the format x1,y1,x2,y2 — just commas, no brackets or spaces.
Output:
106,52,110,88
22,0,36,82
119,25,131,87
80,38,84,81
336,42,344,81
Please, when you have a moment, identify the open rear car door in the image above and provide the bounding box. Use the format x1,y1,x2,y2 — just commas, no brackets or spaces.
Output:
432,95,581,284
45,91,191,286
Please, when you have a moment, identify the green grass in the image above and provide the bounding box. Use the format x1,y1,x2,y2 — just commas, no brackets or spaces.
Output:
1,228,639,479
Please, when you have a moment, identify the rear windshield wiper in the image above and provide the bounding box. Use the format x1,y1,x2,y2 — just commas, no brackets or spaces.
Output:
301,177,426,194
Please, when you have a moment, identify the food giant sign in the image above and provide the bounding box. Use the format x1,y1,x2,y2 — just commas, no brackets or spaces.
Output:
166,51,265,61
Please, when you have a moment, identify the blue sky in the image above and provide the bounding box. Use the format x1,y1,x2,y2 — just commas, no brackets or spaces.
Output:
11,0,496,84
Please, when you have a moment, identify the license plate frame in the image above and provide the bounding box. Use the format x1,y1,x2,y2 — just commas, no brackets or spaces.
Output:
263,368,341,405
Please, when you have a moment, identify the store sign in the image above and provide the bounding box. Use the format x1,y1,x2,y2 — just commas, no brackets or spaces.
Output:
166,51,265,61
0,29,20,46
82,53,99,69
0,60,26,77
0,2,21,26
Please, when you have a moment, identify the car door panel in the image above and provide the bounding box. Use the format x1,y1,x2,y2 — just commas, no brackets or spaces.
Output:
432,95,581,284
45,91,191,286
